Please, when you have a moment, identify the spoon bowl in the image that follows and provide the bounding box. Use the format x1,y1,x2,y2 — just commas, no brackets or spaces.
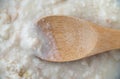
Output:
36,16,120,62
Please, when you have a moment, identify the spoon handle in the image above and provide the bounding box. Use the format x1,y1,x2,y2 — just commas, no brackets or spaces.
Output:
91,26,120,56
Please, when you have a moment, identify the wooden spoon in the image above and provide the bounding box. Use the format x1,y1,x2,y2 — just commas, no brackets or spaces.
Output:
36,15,120,62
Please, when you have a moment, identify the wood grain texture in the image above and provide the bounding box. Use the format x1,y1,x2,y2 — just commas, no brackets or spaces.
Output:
37,15,120,62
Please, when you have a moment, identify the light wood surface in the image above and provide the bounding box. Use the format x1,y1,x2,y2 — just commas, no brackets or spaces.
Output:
36,15,120,62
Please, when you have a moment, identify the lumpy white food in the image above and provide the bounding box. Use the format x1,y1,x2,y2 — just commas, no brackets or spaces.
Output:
0,0,120,79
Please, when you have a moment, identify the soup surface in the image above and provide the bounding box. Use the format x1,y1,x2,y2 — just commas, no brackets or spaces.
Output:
0,0,120,79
